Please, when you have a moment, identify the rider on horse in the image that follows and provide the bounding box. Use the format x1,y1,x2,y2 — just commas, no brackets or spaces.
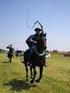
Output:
26,27,47,67
6,44,14,57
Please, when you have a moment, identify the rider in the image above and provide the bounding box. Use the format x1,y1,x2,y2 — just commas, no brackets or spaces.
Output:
26,27,47,67
6,44,14,56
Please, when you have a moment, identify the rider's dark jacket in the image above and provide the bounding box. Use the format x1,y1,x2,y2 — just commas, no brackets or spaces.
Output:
26,34,39,48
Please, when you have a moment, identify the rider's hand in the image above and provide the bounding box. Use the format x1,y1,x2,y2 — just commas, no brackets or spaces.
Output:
31,39,37,44
33,41,37,44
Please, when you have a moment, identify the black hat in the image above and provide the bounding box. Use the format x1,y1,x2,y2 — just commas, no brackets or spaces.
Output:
34,28,42,32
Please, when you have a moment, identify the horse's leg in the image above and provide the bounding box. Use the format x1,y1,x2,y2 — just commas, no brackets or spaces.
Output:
25,63,29,82
35,66,43,82
8,57,11,63
30,66,37,83
10,58,11,63
10,57,12,63
30,65,33,79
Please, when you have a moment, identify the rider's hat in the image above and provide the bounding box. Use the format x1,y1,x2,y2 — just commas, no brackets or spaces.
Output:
34,28,42,32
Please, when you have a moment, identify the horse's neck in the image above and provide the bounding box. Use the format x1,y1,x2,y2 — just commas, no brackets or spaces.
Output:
36,35,46,53
36,46,44,53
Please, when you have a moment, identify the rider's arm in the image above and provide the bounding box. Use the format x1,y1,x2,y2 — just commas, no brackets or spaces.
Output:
30,39,37,44
26,35,37,44
6,46,10,49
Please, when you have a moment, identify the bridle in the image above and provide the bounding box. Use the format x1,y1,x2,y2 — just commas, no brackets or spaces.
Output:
35,48,46,57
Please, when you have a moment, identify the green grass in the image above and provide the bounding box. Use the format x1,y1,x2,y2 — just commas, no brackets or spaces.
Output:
0,53,70,93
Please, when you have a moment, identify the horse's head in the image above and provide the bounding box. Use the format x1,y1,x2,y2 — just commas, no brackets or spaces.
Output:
36,33,46,55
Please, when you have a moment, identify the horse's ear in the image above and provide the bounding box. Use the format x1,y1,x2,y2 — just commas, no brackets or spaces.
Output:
44,33,46,36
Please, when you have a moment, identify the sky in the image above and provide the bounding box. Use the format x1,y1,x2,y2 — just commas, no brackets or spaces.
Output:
0,0,70,51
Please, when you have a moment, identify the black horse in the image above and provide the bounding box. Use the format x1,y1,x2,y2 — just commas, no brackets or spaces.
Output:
7,45,14,63
23,33,46,83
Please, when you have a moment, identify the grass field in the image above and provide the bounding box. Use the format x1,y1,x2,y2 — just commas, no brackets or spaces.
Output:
0,53,70,93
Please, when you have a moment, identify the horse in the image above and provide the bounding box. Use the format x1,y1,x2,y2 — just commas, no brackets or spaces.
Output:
7,46,14,63
23,33,46,83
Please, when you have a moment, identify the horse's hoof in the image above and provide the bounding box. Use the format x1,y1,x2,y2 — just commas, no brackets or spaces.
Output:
35,79,40,83
30,80,34,84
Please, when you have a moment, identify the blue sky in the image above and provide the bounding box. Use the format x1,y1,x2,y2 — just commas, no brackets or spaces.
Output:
0,0,70,51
